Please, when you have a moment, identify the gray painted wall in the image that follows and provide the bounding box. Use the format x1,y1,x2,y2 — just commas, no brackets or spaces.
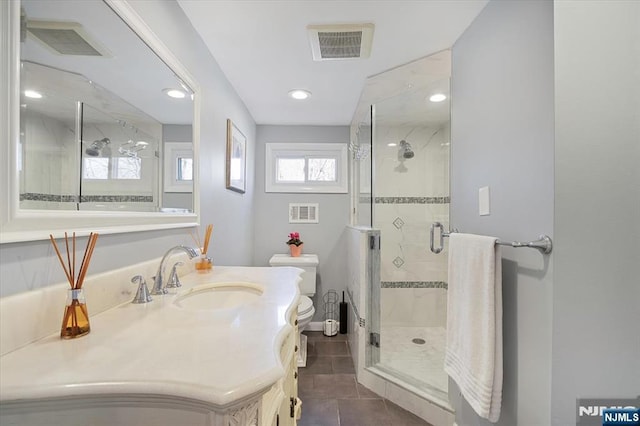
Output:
0,0,256,297
128,0,257,268
450,1,555,425
253,125,350,322
551,1,640,425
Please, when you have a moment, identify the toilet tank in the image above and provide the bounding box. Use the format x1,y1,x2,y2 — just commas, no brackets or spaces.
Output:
269,254,318,296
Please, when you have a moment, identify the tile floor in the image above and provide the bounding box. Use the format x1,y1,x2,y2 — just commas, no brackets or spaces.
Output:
298,331,434,426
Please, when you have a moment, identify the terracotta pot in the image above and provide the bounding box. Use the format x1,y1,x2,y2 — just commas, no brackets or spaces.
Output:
289,243,303,257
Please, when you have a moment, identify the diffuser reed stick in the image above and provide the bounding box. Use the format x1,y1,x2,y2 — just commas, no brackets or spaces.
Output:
190,230,202,252
194,225,213,272
203,224,213,255
50,232,99,338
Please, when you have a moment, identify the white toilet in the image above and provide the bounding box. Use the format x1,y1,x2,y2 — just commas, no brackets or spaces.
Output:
269,253,319,367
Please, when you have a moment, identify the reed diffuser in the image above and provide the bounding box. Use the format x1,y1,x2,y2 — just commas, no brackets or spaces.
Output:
192,224,213,272
50,232,99,339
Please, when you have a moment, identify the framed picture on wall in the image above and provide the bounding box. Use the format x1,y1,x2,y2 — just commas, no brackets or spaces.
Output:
225,119,246,193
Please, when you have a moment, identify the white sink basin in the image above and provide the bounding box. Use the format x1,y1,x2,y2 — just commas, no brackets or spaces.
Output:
173,282,264,311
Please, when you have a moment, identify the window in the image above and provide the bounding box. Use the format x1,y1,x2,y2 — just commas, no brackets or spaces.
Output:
265,143,348,193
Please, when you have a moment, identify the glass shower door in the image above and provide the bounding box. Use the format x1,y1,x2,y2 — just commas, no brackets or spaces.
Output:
368,77,451,402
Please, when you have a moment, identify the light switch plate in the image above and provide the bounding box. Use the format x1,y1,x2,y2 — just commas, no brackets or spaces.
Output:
479,186,490,216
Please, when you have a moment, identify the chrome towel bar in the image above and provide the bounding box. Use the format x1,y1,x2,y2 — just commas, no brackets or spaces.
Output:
429,222,553,255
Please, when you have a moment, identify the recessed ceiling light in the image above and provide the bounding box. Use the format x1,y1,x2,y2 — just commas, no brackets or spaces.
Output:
24,90,42,99
429,93,447,103
163,88,186,99
387,143,397,147
289,89,311,100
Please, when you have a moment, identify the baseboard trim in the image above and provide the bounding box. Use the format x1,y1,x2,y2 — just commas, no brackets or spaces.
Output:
307,321,324,331
307,321,346,334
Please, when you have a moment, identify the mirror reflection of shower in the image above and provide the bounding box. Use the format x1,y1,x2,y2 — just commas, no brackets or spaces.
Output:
399,140,414,159
85,138,111,157
349,141,371,160
118,140,149,158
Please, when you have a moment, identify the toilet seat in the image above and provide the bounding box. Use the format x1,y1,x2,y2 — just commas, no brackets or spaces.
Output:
296,296,315,368
298,296,314,316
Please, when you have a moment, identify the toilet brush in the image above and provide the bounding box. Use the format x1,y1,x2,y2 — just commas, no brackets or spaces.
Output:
339,291,348,334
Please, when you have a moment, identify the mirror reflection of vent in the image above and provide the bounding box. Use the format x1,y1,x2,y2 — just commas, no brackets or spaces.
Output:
308,23,374,61
27,20,111,57
289,203,319,224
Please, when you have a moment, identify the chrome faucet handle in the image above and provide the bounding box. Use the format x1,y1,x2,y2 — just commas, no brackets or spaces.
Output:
131,275,152,304
166,261,184,289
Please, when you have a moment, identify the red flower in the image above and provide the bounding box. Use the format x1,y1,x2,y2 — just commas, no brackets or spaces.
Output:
286,232,303,246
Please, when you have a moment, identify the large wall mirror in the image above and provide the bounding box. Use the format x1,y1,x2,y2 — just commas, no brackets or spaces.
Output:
1,0,200,243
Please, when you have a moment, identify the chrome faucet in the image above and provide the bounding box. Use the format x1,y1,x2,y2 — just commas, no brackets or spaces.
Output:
151,245,198,295
131,275,153,304
166,261,184,289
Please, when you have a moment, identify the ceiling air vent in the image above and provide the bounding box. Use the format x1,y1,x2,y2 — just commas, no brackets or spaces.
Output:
289,203,319,224
26,20,110,57
308,23,374,61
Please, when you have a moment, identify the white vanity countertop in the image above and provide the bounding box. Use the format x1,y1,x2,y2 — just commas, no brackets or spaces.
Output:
0,266,301,409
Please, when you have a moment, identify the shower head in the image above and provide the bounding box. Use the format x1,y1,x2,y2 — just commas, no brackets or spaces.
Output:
399,140,414,159
85,138,110,157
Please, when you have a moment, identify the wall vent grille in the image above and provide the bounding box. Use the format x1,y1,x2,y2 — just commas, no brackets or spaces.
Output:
289,203,319,223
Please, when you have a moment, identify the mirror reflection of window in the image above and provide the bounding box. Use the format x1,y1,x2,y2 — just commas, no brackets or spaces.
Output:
177,157,192,181
115,157,142,179
83,157,141,180
83,158,109,180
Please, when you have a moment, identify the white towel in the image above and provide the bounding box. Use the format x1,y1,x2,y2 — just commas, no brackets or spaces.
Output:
444,233,503,423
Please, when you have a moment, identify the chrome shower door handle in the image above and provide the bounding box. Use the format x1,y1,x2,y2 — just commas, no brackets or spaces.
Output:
430,222,444,254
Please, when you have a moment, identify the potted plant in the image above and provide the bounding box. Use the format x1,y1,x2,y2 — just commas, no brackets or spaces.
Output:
286,232,303,257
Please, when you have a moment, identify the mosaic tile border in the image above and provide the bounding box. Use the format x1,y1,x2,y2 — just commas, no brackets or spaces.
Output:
20,193,78,202
80,195,154,203
20,193,154,203
359,196,450,204
381,281,448,290
376,196,450,204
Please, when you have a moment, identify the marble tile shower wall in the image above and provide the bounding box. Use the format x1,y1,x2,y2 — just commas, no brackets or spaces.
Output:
21,112,158,207
23,110,77,198
374,124,450,328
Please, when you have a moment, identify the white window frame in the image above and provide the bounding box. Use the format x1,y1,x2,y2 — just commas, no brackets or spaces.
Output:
164,142,193,193
265,143,348,193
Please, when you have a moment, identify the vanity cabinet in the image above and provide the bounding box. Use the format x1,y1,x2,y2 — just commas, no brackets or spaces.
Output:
0,266,302,426
0,314,299,426
261,310,300,426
